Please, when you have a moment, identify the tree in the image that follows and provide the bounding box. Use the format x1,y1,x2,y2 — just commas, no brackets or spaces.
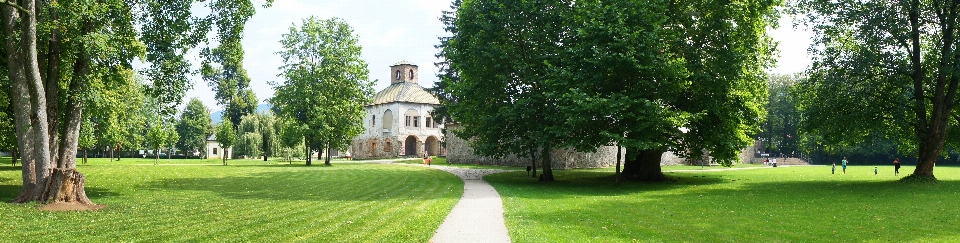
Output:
146,122,166,165
276,116,305,163
270,17,374,166
176,98,213,158
235,113,261,158
0,0,269,205
761,74,802,155
215,119,236,166
77,119,95,164
258,112,278,161
792,0,956,180
438,0,573,181
439,0,777,181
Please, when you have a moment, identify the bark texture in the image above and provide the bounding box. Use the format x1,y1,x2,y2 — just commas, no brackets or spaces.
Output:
539,145,554,181
621,148,666,181
41,168,93,205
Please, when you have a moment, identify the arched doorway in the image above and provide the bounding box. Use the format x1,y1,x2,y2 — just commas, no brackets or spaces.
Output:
425,136,440,156
405,135,418,156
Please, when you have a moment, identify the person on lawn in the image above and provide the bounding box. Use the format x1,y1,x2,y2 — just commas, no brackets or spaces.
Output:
832,162,836,174
893,158,901,176
842,157,848,174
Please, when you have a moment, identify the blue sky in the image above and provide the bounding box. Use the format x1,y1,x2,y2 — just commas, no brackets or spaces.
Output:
182,0,813,112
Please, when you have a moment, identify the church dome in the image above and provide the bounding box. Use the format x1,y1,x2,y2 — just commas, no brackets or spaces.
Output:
370,82,440,105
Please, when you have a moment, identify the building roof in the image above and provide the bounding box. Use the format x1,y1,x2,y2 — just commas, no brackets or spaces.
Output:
392,60,416,66
206,134,217,141
370,82,440,106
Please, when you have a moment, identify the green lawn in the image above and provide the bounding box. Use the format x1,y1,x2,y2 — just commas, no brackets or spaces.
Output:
486,165,960,242
0,158,463,242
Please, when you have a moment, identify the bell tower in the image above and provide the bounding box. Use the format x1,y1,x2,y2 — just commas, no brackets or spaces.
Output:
390,61,418,84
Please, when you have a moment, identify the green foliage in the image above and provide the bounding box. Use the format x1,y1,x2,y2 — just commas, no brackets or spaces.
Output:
235,113,263,158
792,0,957,177
0,76,14,152
138,0,270,116
176,98,212,158
761,74,801,154
270,16,374,159
0,160,462,242
440,0,779,172
216,119,236,153
276,117,306,162
215,119,236,165
486,165,960,242
84,72,148,152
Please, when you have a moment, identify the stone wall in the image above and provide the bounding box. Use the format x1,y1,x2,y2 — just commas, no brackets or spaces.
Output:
351,137,403,160
445,124,621,169
445,124,756,168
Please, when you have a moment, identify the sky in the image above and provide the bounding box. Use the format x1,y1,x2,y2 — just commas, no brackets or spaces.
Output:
181,0,813,113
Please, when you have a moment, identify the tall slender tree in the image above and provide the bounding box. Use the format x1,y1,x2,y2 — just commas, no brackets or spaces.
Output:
270,17,374,166
215,119,236,165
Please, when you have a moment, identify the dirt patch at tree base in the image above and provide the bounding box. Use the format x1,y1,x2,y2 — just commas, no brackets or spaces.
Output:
39,202,104,212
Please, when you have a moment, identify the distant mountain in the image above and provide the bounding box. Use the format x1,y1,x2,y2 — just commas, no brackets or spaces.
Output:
211,103,273,124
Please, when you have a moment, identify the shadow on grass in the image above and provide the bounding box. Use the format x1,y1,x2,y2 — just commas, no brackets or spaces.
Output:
485,170,730,198
139,167,463,202
0,166,22,171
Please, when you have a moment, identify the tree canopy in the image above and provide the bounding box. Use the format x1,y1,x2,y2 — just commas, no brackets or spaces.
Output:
215,119,236,165
438,0,779,181
792,0,957,180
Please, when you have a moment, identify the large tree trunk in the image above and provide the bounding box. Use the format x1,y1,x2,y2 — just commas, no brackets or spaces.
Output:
539,146,554,181
40,168,93,205
4,4,37,203
907,0,955,181
6,0,53,203
621,148,666,181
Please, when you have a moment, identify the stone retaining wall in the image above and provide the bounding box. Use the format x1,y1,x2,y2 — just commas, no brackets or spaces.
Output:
445,124,755,168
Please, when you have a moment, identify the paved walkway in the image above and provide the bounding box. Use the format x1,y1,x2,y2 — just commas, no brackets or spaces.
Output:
401,164,512,243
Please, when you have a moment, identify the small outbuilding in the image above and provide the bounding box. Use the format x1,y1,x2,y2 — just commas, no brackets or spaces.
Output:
205,134,232,159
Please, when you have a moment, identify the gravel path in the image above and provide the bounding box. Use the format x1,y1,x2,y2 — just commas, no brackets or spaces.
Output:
401,164,512,243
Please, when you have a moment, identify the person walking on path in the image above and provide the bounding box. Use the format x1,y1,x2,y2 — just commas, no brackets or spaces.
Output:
842,157,848,174
894,158,901,176
832,162,836,174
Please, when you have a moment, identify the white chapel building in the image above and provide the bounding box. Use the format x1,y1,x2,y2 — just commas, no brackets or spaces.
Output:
350,61,444,159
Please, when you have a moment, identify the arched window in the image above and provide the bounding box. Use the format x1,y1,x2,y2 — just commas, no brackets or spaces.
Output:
408,70,414,79
395,70,401,80
383,110,393,130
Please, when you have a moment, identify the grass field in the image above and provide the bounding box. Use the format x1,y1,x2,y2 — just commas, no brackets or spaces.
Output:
394,157,526,170
486,165,960,242
0,158,463,242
